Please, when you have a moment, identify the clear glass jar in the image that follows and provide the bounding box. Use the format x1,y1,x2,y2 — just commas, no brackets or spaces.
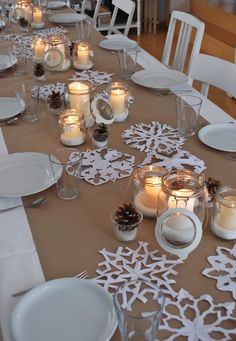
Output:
211,186,236,240
89,123,109,148
58,109,86,146
44,35,71,72
31,5,45,29
72,42,93,70
133,165,167,218
157,169,206,224
107,82,129,123
67,81,96,128
11,0,32,24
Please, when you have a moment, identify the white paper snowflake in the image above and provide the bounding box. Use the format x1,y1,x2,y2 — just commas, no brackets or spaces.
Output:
202,244,236,300
0,34,32,58
92,241,182,297
80,148,135,185
32,83,66,100
69,70,113,85
34,27,68,38
122,122,185,156
159,289,236,341
141,149,206,174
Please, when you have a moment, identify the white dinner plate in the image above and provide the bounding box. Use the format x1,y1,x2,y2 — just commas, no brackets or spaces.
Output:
99,37,138,51
11,278,117,341
0,54,17,71
47,1,66,9
0,152,61,197
0,97,23,120
49,13,86,25
198,123,236,152
131,69,188,91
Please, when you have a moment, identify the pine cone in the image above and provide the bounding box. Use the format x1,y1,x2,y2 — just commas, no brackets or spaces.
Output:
114,203,141,231
34,62,45,77
47,91,63,109
205,177,222,200
93,124,108,142
18,16,29,27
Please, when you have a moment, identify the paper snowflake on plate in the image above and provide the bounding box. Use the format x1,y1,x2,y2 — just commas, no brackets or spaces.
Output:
80,148,135,185
32,83,66,100
140,149,206,174
69,70,113,85
202,244,236,300
92,241,182,297
122,122,185,156
159,289,236,341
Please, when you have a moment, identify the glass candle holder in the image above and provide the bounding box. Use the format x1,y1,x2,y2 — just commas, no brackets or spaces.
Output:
111,210,143,242
44,35,70,72
11,0,32,24
73,42,93,70
211,186,236,240
90,123,109,148
67,81,96,128
133,165,167,218
58,109,86,146
31,6,44,29
33,37,46,62
108,82,129,123
158,170,206,225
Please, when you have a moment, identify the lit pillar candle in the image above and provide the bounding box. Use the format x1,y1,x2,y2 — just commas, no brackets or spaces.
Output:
168,189,195,212
110,88,126,115
34,38,46,61
77,43,90,65
59,112,85,146
33,7,42,24
216,195,236,230
142,177,161,209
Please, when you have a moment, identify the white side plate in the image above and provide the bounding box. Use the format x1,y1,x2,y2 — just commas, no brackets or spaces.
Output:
198,123,236,152
131,69,188,91
47,1,66,9
11,278,117,341
0,54,17,71
0,97,23,120
99,38,138,51
0,19,5,28
49,13,86,24
0,152,61,197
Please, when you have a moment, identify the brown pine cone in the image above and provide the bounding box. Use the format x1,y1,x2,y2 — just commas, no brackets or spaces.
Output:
114,203,141,231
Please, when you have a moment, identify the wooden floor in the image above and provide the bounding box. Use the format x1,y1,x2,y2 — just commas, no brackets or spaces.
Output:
129,29,236,120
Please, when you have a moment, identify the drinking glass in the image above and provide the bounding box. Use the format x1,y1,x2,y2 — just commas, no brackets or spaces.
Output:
15,81,39,123
8,45,27,76
49,148,83,200
118,47,139,80
175,95,202,137
114,279,165,341
75,19,92,44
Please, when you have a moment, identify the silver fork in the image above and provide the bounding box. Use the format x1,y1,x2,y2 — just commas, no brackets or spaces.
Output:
12,270,88,297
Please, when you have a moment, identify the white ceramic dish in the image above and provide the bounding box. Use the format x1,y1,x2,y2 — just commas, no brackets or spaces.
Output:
11,278,117,341
99,38,138,51
0,152,61,197
0,97,23,120
0,54,17,71
131,69,188,91
49,13,86,24
198,123,236,152
47,1,66,9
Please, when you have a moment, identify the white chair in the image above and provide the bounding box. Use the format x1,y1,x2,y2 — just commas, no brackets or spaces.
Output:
189,53,236,98
162,10,205,75
107,0,136,37
80,0,103,28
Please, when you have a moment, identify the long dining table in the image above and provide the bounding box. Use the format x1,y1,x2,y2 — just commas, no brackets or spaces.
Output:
0,6,236,341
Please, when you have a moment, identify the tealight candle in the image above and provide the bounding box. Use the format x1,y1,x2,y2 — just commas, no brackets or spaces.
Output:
110,88,126,115
33,38,46,61
59,109,85,146
77,43,89,65
33,7,42,24
215,195,236,230
162,212,195,244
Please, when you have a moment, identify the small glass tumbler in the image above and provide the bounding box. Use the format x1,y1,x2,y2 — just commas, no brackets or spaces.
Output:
15,81,39,123
117,47,139,80
8,44,27,76
49,148,83,200
114,279,165,341
175,95,202,137
111,210,143,242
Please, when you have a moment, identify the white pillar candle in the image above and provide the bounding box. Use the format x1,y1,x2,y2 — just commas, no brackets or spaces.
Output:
163,212,195,244
34,38,46,61
77,44,90,65
110,88,126,115
60,115,84,146
168,189,195,212
142,177,161,209
216,195,236,230
33,7,42,24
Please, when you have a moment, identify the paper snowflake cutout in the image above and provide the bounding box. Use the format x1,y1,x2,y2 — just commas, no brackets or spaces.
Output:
122,122,185,156
0,34,32,58
80,148,135,185
92,241,182,297
202,244,236,300
141,149,206,174
34,27,68,38
32,83,66,100
69,70,113,85
159,289,236,341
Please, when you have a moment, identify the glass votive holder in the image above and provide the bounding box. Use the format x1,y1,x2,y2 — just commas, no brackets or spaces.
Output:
46,91,66,115
111,203,143,242
133,165,167,218
44,35,71,72
67,81,96,128
33,61,46,81
211,185,236,240
108,82,129,123
33,37,46,62
90,123,109,148
58,109,86,146
73,42,93,70
158,169,206,226
31,6,44,29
